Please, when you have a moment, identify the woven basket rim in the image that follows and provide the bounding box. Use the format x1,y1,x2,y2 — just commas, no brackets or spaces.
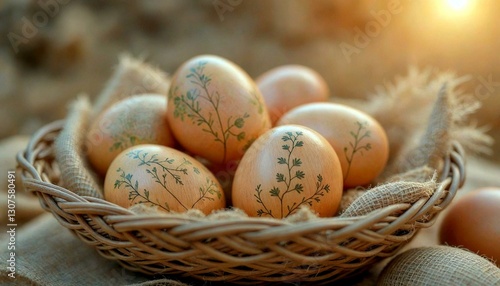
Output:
16,119,467,284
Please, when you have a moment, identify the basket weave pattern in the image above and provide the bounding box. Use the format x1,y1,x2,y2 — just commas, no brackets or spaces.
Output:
17,120,466,284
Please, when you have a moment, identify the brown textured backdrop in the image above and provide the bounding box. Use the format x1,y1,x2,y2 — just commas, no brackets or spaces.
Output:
1,0,499,160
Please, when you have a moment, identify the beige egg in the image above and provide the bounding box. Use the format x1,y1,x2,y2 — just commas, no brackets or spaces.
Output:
86,94,175,175
256,65,330,125
104,144,225,214
277,103,389,188
232,125,343,218
167,55,271,165
439,187,500,266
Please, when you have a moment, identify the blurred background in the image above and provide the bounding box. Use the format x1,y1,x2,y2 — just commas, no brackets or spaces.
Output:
0,0,499,160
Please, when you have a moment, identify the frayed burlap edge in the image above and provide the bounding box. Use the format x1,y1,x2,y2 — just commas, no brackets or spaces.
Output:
91,54,171,119
54,95,103,198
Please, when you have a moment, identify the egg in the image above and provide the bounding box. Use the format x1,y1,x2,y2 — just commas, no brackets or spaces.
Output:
232,125,343,218
86,94,175,175
439,187,500,266
256,65,330,125
104,144,225,214
167,55,271,165
277,102,389,188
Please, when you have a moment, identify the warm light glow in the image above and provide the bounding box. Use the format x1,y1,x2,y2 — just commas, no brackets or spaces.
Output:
446,0,471,11
436,0,476,20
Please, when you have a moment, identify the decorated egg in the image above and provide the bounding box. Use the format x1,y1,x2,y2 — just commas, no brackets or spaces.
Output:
167,55,271,165
104,144,225,214
256,65,330,125
439,187,500,266
86,94,175,175
232,125,343,218
277,102,389,187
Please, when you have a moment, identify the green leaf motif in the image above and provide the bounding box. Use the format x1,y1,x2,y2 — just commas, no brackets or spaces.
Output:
292,158,302,167
276,173,285,182
169,60,251,164
234,117,245,128
237,132,245,141
113,167,170,212
295,170,305,179
294,183,304,194
118,149,223,212
193,167,200,174
343,121,372,181
125,173,132,182
270,187,280,197
253,130,319,218
249,91,265,115
277,157,287,165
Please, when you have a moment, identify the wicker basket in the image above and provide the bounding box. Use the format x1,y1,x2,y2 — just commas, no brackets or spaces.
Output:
17,119,466,284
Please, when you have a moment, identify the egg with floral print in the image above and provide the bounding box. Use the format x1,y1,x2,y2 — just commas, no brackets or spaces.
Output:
104,144,225,214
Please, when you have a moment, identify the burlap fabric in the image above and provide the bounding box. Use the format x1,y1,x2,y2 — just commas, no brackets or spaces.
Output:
340,179,436,218
377,246,500,285
54,96,103,198
0,213,188,286
90,54,171,119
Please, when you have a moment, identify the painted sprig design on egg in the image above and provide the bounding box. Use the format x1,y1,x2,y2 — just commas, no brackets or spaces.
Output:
343,121,372,181
113,149,221,211
170,61,250,163
254,131,330,218
108,116,152,152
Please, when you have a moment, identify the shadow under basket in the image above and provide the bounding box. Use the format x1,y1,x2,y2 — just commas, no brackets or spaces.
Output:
16,120,466,285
